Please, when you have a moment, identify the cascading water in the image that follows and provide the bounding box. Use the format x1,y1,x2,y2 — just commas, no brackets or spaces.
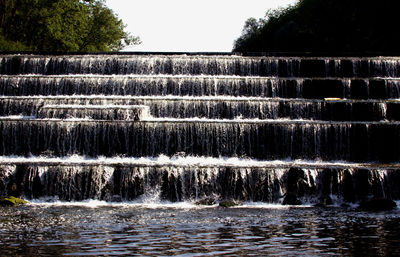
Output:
1,53,400,204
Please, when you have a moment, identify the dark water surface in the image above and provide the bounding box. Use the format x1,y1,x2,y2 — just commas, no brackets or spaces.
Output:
1,202,400,256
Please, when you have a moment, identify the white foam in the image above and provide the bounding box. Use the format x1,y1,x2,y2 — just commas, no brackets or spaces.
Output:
0,115,36,120
241,202,314,209
0,154,398,169
0,74,273,79
41,104,149,110
1,95,399,104
28,199,207,209
29,199,112,208
27,199,317,210
2,115,396,125
394,200,400,210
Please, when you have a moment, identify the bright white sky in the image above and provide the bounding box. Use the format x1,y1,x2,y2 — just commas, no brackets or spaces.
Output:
105,0,298,52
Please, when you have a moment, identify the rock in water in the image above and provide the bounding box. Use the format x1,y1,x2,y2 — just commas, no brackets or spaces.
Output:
219,200,241,208
0,196,28,206
314,195,334,207
282,192,302,205
195,197,216,206
359,198,397,211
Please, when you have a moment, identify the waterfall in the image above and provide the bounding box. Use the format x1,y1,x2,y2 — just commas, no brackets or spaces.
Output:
1,53,400,203
1,162,399,202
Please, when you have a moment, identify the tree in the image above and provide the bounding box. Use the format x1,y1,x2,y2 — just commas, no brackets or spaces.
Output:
0,0,140,52
81,1,139,52
233,0,400,54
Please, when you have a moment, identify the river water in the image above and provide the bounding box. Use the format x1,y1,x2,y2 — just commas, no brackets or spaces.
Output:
1,202,399,256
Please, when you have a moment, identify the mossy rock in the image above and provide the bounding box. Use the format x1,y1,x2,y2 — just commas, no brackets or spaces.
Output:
0,196,28,206
219,200,241,208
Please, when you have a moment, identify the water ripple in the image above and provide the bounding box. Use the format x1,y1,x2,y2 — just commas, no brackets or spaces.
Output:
0,205,399,256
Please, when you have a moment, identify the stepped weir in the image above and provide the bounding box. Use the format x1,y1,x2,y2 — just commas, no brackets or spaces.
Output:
1,54,400,204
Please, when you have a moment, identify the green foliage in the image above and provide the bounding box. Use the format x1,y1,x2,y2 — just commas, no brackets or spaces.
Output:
0,0,140,52
0,29,31,51
82,1,140,52
233,0,400,53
